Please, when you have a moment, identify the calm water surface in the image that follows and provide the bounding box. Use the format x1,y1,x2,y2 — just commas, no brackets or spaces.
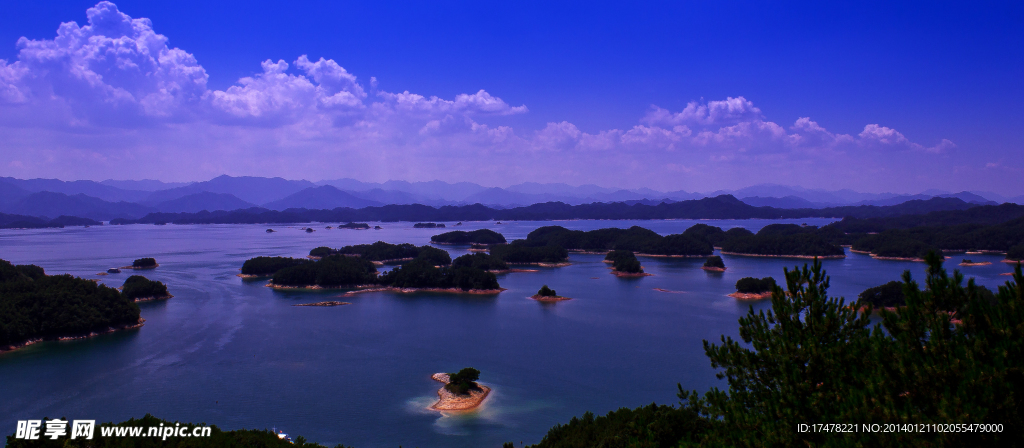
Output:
1,219,1017,447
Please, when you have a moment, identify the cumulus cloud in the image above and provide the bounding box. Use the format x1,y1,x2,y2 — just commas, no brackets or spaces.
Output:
0,1,967,192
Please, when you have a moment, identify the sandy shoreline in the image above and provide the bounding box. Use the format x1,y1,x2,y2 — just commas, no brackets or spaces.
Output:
871,255,925,262
342,286,506,295
1,318,146,355
701,266,726,272
293,301,351,307
119,264,159,270
236,273,271,279
429,373,491,411
728,291,772,300
530,294,572,302
508,262,572,267
958,261,993,267
719,251,845,259
133,294,173,303
1003,259,1023,264
489,268,539,274
612,270,653,277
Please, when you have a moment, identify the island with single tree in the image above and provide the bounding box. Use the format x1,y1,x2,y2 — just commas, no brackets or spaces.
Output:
430,229,507,245
430,368,491,411
728,276,777,299
702,255,726,272
605,250,651,277
531,285,571,302
124,257,159,269
121,275,172,302
1,259,144,353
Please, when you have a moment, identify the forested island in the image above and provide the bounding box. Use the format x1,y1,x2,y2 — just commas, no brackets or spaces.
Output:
337,222,370,229
604,250,650,277
121,275,171,302
720,224,845,258
531,285,571,302
414,222,445,228
728,276,777,299
523,225,713,256
0,259,143,352
488,241,570,265
244,250,501,292
430,229,507,245
127,257,158,269
310,241,451,265
702,255,726,272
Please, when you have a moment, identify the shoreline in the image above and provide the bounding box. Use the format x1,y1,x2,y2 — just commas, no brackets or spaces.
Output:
342,286,506,295
508,261,572,267
719,251,845,259
237,273,271,279
701,266,726,272
571,249,708,258
871,255,925,262
958,262,993,267
429,373,491,411
530,294,572,302
293,301,351,307
611,270,652,277
133,294,173,303
1003,259,1023,264
1,317,146,355
119,264,159,270
489,268,539,274
728,291,772,300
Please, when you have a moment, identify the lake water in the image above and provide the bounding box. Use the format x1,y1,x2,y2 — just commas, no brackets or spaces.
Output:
0,219,1018,447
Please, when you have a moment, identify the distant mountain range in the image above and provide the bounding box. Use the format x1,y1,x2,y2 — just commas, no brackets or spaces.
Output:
0,175,1019,222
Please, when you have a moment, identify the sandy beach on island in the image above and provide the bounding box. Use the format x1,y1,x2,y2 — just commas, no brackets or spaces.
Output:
488,268,540,274
719,251,845,259
507,262,572,267
728,291,772,300
530,294,572,302
119,264,159,270
236,273,270,279
429,373,491,411
1003,259,1023,264
133,294,173,303
871,255,926,262
342,286,506,296
1,317,146,355
701,266,726,272
958,261,993,267
612,270,653,277
293,301,351,307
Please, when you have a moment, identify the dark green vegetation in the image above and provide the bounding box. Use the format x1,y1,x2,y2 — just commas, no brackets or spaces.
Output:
857,281,905,308
526,404,708,448
413,222,444,228
311,241,450,264
377,259,499,291
272,256,378,288
0,212,100,229
536,285,557,297
114,194,1000,225
451,252,509,271
536,257,1024,447
241,256,311,277
838,212,1024,256
605,250,643,273
525,225,712,256
414,246,453,266
852,234,939,259
0,259,140,348
132,258,157,268
720,224,844,257
430,228,507,244
337,222,369,229
735,277,776,294
121,275,169,301
703,255,725,269
5,414,351,448
489,241,569,264
445,367,482,396
1009,245,1024,261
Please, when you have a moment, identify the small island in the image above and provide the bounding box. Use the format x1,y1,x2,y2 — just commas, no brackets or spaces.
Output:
337,222,370,229
430,368,490,411
266,228,275,233
728,277,777,300
293,301,351,307
124,257,158,270
121,275,172,302
531,284,571,302
309,242,451,266
605,250,652,277
959,259,992,267
430,229,507,245
702,255,726,272
414,222,445,228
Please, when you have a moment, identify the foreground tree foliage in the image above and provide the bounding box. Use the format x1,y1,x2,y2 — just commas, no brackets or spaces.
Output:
526,404,709,448
677,254,1024,447
5,414,351,448
0,259,141,348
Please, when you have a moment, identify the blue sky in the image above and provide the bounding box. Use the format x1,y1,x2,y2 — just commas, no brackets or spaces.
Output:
0,1,1020,194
